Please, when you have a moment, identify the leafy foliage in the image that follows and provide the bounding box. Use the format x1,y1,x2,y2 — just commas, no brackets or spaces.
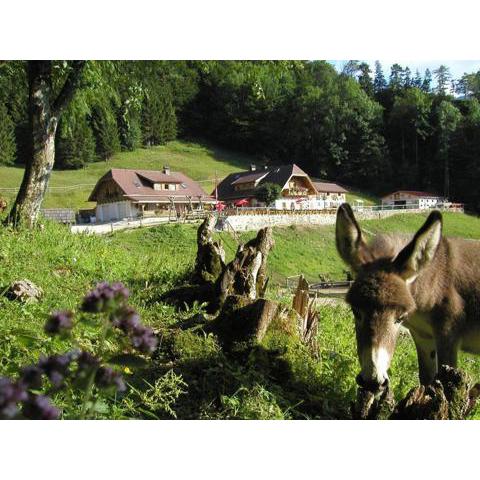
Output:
255,182,282,205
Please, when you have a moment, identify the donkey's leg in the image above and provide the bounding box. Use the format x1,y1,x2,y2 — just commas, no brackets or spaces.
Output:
411,331,437,385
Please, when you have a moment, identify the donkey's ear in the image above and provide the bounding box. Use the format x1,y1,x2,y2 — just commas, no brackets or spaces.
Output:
393,211,443,282
336,203,370,272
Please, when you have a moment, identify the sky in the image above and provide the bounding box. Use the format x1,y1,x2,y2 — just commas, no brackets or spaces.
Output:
329,60,480,80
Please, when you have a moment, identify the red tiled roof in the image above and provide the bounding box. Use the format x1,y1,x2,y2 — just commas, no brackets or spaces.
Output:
89,169,215,203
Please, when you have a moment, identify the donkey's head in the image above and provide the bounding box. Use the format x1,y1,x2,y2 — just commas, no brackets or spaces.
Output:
336,204,443,392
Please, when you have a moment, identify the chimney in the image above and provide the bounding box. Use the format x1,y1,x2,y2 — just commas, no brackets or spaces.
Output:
250,164,256,172
163,165,171,175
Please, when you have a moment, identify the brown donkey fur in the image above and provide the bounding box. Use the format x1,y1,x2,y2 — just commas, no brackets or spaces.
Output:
336,203,480,390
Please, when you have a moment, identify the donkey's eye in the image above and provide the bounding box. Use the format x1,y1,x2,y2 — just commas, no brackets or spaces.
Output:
395,313,408,325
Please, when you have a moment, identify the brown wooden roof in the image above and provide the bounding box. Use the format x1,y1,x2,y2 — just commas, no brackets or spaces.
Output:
89,169,214,203
312,181,348,194
215,164,316,201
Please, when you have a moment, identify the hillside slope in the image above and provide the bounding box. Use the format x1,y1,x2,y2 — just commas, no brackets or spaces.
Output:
0,139,378,209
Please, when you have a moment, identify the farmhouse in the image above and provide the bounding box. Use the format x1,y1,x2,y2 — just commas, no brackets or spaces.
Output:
88,167,215,223
381,190,446,209
311,180,348,209
215,164,348,210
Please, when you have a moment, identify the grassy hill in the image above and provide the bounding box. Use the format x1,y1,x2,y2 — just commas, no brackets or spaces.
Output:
0,139,378,209
2,210,480,419
0,140,253,210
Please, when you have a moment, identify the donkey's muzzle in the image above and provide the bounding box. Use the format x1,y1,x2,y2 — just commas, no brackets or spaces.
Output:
356,373,389,392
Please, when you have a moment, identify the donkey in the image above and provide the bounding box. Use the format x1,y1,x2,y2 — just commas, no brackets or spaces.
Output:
335,203,480,392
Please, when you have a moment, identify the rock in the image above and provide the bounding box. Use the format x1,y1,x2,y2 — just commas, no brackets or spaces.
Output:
6,279,43,303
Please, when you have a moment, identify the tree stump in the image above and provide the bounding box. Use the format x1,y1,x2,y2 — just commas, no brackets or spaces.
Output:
352,386,396,420
215,227,274,308
292,276,319,350
391,365,478,420
194,214,225,284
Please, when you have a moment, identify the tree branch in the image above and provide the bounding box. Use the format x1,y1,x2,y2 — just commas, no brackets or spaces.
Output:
51,60,86,117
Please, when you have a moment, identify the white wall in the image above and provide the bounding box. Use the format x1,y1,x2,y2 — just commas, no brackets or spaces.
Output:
220,209,426,232
96,201,138,223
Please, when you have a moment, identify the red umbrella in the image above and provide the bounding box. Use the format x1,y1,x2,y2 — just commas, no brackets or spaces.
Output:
295,198,307,203
234,198,249,207
215,201,226,212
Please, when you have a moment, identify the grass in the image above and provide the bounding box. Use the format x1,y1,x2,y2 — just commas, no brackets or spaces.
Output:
1,210,480,419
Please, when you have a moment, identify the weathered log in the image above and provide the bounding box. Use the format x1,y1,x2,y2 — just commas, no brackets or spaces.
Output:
194,214,225,284
215,227,274,308
292,276,319,349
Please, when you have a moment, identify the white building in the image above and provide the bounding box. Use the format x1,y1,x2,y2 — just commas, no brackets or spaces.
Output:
381,190,446,209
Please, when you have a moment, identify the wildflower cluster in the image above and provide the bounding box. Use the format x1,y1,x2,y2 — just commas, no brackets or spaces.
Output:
0,281,157,420
82,282,158,354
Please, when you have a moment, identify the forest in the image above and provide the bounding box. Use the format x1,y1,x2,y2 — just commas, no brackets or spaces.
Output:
1,60,480,209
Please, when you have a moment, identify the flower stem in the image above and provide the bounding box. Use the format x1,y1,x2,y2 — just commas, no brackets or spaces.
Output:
79,315,110,419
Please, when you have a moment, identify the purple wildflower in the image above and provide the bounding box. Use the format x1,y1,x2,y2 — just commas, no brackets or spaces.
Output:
130,325,158,354
19,365,44,390
81,282,129,313
22,394,60,420
0,377,28,419
76,350,100,372
44,310,74,336
111,306,141,334
38,353,72,388
95,367,126,392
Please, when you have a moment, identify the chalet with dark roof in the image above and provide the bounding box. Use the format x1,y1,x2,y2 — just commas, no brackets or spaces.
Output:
89,167,214,222
215,164,348,209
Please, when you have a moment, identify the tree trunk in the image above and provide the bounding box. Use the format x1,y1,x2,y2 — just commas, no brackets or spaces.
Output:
6,61,85,228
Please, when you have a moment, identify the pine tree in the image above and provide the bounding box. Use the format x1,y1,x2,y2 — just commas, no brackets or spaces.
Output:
56,115,96,169
404,67,412,88
389,64,404,91
358,62,374,97
90,104,121,160
413,69,423,88
422,69,432,92
373,61,387,92
433,65,452,95
0,102,17,166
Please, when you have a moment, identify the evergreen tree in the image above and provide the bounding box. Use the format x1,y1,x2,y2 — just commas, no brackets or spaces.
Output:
389,64,404,91
404,67,412,88
56,115,96,169
90,103,121,160
0,102,16,166
358,62,374,97
413,70,422,88
422,69,432,93
342,60,360,78
433,65,452,95
373,61,387,92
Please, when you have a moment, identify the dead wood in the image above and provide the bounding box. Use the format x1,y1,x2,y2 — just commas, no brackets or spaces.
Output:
194,214,225,284
391,365,478,420
292,275,319,349
214,227,274,308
